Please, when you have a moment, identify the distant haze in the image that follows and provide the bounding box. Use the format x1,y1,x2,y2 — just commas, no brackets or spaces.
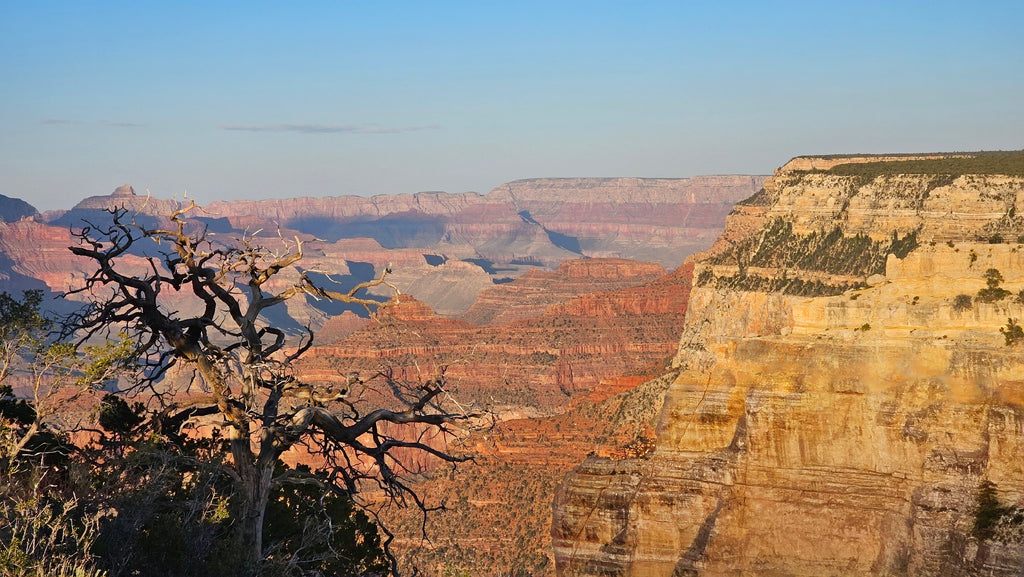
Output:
1,1,1022,212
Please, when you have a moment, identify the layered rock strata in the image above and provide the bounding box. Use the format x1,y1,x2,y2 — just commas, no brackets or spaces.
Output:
297,260,693,414
201,175,764,270
553,153,1024,576
11,177,761,318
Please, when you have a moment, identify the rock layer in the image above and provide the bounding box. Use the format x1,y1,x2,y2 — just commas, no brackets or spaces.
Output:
553,153,1024,577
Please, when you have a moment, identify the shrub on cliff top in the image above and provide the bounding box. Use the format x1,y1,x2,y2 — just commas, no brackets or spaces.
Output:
820,151,1024,178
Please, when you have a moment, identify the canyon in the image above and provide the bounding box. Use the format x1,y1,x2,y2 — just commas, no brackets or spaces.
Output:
0,175,760,576
552,152,1024,576
11,155,1024,576
3,176,761,320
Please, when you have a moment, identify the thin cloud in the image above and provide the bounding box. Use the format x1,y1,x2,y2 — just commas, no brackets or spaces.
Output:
100,120,145,128
219,123,439,134
40,119,144,127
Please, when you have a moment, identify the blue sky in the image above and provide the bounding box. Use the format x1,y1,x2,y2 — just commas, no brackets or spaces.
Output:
1,1,1022,212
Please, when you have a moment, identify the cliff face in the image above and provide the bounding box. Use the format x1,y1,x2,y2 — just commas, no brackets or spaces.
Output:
553,153,1024,577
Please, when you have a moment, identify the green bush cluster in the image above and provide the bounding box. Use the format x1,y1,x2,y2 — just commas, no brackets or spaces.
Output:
953,294,973,312
976,268,1012,303
710,219,918,277
3,395,387,577
700,219,917,295
1001,318,1024,347
698,273,863,297
806,150,1024,178
974,480,1024,542
0,292,387,577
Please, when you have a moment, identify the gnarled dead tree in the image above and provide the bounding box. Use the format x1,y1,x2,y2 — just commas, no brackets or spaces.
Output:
65,204,481,576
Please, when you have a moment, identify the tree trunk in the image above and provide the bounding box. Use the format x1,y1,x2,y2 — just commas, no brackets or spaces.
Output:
237,451,275,577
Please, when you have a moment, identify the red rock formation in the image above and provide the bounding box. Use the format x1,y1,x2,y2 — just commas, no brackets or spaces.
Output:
298,261,692,417
461,259,668,326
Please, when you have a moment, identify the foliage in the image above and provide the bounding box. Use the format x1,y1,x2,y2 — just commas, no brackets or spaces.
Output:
953,294,973,312
262,464,388,576
812,150,1024,178
0,495,106,577
1000,318,1024,346
973,480,1024,543
975,480,1006,540
65,205,480,575
697,272,864,297
976,268,1012,303
3,373,390,577
0,290,131,471
701,219,917,295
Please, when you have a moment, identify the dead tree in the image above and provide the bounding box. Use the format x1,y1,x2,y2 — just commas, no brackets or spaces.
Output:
65,204,480,576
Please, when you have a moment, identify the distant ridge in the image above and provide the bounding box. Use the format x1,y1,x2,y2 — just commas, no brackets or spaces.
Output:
0,195,38,223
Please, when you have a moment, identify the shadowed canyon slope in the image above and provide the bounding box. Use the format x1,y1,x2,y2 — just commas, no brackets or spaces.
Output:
553,152,1024,576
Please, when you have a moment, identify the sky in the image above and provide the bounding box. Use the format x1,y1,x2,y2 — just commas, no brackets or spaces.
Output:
1,1,1022,212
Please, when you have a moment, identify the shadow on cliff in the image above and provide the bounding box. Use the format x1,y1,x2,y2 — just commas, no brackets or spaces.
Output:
518,210,583,255
285,214,446,248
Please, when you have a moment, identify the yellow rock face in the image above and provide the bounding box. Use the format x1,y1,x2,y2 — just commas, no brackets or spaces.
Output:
553,158,1024,577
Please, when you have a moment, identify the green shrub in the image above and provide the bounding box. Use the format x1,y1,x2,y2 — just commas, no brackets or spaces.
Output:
703,219,919,295
817,151,1024,178
953,294,973,311
1001,318,1024,346
977,268,1012,303
975,480,1006,540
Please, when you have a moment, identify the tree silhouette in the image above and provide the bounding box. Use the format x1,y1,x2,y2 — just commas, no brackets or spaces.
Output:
66,203,481,575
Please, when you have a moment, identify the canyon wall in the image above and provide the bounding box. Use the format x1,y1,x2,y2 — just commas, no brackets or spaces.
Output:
553,153,1024,576
201,175,764,270
6,176,761,319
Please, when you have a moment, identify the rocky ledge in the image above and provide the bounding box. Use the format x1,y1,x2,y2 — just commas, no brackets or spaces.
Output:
553,151,1024,577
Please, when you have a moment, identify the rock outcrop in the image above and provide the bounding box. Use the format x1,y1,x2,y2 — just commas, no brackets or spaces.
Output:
553,152,1024,576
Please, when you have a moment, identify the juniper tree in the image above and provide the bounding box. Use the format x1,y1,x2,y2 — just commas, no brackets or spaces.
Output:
66,203,480,576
